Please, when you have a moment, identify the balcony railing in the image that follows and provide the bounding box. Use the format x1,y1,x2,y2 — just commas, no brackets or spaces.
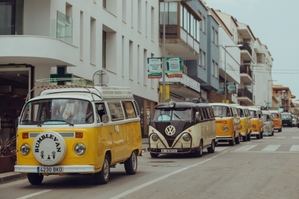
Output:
240,65,252,77
239,42,252,55
238,88,253,100
159,25,179,39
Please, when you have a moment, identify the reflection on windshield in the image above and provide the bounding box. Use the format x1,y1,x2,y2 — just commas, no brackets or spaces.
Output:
153,108,192,122
20,99,94,125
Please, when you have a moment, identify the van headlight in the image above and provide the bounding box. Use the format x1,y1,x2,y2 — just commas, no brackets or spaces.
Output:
20,144,30,156
151,133,159,142
182,133,191,142
74,143,86,156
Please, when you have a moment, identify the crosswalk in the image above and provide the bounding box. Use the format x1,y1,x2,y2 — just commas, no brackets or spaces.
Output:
232,144,299,153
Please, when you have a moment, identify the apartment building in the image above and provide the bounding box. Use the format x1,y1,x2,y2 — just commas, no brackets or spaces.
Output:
0,0,161,138
272,85,295,112
253,39,273,107
211,9,240,103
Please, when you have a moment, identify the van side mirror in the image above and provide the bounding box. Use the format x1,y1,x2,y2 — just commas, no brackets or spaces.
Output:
102,114,109,123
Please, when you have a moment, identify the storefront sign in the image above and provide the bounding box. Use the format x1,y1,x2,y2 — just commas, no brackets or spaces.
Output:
147,58,162,79
166,57,183,78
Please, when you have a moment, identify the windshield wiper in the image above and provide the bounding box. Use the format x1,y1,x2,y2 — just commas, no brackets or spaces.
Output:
37,119,74,126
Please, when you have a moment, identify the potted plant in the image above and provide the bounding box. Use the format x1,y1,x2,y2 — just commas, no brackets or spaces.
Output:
0,136,16,173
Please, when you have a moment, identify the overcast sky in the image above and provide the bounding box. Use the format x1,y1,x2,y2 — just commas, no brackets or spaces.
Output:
206,0,299,98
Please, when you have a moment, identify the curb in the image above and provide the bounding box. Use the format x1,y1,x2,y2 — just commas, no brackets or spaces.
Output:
0,172,26,184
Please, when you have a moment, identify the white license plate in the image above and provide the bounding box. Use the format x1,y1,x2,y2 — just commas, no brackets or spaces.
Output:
161,149,178,153
37,166,63,174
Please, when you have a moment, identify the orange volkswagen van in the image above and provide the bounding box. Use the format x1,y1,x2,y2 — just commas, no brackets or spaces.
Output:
270,110,282,132
248,107,264,139
210,103,240,145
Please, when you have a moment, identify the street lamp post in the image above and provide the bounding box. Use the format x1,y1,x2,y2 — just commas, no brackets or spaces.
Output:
222,45,242,102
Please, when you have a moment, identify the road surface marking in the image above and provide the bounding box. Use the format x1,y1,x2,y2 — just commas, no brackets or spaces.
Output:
234,145,257,152
261,145,280,152
110,148,231,199
290,145,299,152
16,190,51,199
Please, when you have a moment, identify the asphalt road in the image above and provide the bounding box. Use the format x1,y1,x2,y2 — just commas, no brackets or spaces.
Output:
1,127,299,199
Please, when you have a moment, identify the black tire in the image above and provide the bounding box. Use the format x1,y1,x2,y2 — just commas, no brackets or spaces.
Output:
124,151,138,175
93,155,110,185
27,173,43,185
235,135,240,144
229,137,235,146
207,140,215,153
197,140,203,157
278,128,282,132
260,132,264,139
150,153,159,158
271,131,274,136
242,135,247,142
247,133,251,141
256,134,260,139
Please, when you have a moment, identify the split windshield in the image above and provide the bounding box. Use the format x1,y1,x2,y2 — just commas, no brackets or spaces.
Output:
212,106,231,117
20,99,94,125
153,108,192,122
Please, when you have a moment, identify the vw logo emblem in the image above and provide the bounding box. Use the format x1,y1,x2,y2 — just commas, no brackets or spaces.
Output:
165,125,176,136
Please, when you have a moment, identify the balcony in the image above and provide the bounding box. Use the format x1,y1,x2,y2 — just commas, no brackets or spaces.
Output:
240,65,252,84
160,2,201,60
238,88,253,105
239,42,252,61
0,35,77,67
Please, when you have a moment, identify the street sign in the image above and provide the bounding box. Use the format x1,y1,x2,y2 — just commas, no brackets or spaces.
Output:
147,58,162,79
227,82,237,94
166,57,183,78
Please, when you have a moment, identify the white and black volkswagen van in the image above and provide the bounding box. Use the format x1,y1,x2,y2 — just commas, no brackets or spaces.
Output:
148,102,216,158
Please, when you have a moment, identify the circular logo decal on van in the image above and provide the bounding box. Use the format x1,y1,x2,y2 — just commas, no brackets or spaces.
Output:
33,132,66,166
165,125,176,136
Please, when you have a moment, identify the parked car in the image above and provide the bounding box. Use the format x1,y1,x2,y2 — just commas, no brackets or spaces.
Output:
292,114,299,127
281,112,293,127
148,102,216,158
270,110,282,132
262,110,274,136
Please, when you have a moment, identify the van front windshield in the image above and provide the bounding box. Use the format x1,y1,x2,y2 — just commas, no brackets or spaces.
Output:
153,108,192,122
20,99,94,125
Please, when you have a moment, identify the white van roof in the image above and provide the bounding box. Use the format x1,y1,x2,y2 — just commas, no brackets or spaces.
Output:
32,86,133,101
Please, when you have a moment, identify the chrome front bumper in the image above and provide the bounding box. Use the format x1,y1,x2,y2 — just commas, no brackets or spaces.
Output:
15,165,96,173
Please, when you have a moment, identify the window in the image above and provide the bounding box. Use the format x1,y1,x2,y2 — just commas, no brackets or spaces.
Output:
103,0,106,8
122,101,137,119
80,11,84,60
129,40,133,80
138,0,141,32
121,35,125,77
151,6,155,41
145,1,148,37
143,49,148,86
102,26,117,72
137,44,140,83
108,102,124,121
95,103,107,122
90,17,96,65
102,30,106,69
122,0,127,22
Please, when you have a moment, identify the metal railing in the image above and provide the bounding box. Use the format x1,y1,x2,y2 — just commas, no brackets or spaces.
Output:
238,88,253,100
239,42,252,55
240,65,252,77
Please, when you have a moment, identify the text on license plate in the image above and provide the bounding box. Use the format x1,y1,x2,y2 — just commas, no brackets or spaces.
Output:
38,166,63,173
161,149,178,153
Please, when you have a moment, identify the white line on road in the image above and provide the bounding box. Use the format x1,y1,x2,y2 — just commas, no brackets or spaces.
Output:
110,149,230,199
234,145,257,152
290,145,299,152
16,190,51,199
261,145,280,152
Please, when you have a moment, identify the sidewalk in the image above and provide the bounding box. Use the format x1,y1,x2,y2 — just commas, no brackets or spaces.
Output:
142,138,149,153
0,171,25,184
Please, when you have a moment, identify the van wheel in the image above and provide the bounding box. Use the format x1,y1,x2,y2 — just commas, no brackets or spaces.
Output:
256,134,260,139
242,135,247,142
93,155,110,184
150,153,159,158
247,134,251,141
197,140,203,157
229,137,235,146
27,173,43,185
124,151,138,175
278,128,282,132
207,140,215,153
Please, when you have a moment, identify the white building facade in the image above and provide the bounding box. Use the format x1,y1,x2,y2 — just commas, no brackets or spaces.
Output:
0,0,161,138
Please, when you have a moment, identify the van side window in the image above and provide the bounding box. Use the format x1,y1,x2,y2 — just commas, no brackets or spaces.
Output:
201,108,208,120
209,108,214,118
107,102,125,121
227,108,232,117
122,101,137,119
95,103,107,122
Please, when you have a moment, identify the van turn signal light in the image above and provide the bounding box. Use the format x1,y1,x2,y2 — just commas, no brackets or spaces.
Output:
75,132,83,138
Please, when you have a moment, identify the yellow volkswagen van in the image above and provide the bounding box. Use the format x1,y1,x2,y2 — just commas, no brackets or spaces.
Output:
15,86,142,185
248,107,264,139
148,102,216,158
270,110,282,132
235,105,251,141
210,103,240,146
